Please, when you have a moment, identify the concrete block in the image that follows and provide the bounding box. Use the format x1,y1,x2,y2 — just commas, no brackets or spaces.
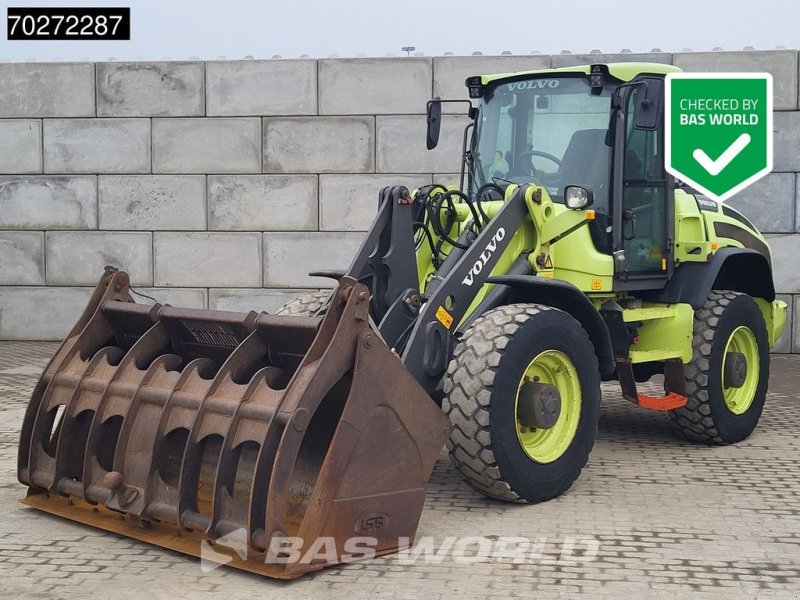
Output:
319,174,431,231
132,287,207,309
0,176,97,229
97,62,204,117
0,232,44,285
551,53,672,68
0,287,93,340
0,63,94,118
773,293,791,353
153,118,261,174
263,232,363,287
44,119,150,174
208,288,313,313
433,173,463,188
765,234,800,293
726,173,795,234
319,58,432,115
46,232,152,286
154,232,262,287
377,115,468,173
773,112,800,172
264,117,374,173
795,178,800,233
673,51,798,110
207,60,317,116
791,295,800,353
98,175,206,230
433,55,549,111
0,120,42,174
208,175,317,231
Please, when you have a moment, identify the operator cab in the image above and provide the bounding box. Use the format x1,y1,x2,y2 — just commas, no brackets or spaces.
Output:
462,63,677,289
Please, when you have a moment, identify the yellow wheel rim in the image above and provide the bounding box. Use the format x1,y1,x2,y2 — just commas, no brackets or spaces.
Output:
514,350,581,464
722,326,759,415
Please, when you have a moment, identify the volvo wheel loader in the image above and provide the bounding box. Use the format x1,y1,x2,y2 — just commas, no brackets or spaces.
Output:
18,62,786,577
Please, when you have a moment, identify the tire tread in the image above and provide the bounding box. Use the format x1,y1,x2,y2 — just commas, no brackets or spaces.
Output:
668,290,758,444
443,303,598,503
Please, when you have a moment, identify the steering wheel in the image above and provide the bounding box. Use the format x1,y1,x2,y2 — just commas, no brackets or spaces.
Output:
517,150,563,179
476,182,505,200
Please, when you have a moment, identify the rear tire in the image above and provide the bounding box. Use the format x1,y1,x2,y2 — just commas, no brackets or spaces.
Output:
443,303,600,503
275,291,330,316
668,290,769,444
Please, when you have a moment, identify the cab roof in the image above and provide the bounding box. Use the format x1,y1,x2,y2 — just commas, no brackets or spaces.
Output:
479,62,681,85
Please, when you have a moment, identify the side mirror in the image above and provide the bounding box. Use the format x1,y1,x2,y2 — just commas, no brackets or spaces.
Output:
426,99,442,150
633,78,664,130
564,185,594,209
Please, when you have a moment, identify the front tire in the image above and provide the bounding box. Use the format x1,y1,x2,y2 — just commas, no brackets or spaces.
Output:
443,304,601,503
668,290,769,444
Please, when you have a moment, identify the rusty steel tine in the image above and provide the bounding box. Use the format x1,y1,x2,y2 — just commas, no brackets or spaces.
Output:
81,321,175,504
48,346,128,496
141,300,262,531
175,329,275,532
141,357,219,524
27,346,124,492
46,301,165,496
18,268,131,487
261,282,368,545
208,313,320,541
206,323,306,539
209,366,277,540
104,353,184,515
247,282,356,550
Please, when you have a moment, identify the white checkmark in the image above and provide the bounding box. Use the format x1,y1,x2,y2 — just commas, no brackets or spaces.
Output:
692,133,751,176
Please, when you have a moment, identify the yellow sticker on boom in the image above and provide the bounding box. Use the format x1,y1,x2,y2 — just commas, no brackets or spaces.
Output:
435,305,454,329
543,255,553,269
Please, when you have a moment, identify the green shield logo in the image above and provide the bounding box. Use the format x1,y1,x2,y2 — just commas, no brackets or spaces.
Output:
665,73,773,201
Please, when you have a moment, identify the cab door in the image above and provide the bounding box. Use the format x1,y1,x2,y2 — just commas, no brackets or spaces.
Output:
613,78,674,289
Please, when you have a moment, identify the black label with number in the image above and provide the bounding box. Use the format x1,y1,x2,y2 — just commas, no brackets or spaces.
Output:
7,7,130,40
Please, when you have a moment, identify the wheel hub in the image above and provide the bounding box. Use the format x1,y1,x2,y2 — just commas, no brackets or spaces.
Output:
724,351,748,388
518,382,562,429
722,326,759,415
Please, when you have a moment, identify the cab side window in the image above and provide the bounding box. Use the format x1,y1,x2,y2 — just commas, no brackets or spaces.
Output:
620,86,668,276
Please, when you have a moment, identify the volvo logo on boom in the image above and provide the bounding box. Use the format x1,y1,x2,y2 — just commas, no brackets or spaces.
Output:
462,227,506,286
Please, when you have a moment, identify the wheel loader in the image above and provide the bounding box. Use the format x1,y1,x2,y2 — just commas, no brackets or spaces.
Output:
17,62,786,577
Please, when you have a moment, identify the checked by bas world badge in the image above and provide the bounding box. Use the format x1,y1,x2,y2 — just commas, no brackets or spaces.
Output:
665,73,773,202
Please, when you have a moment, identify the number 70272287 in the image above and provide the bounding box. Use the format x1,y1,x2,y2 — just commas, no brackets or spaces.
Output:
6,7,130,41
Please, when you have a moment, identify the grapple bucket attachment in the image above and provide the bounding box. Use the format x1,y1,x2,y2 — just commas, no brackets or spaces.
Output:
18,267,450,578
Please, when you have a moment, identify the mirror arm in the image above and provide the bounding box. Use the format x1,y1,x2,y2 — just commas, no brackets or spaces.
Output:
460,122,475,193
427,98,476,113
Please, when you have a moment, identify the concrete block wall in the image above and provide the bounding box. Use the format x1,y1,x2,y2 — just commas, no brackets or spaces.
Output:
0,50,798,347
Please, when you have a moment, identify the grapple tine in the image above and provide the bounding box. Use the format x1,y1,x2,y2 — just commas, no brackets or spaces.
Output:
47,346,126,495
104,352,184,516
143,357,219,523
18,267,132,486
19,271,450,579
175,329,282,533
80,319,176,504
26,346,120,491
243,288,357,551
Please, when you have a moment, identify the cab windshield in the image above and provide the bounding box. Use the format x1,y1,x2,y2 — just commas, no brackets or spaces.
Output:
472,75,613,212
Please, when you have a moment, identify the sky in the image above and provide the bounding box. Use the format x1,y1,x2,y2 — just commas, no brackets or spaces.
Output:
0,0,798,61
